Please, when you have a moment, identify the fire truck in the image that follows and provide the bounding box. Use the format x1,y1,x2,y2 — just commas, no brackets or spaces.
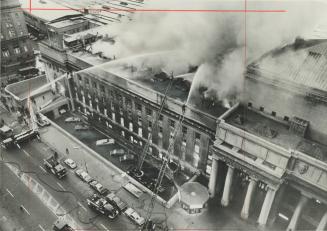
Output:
44,155,67,179
86,194,119,219
1,129,39,149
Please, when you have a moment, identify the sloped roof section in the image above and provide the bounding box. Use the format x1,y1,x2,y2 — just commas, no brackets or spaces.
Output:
254,40,327,92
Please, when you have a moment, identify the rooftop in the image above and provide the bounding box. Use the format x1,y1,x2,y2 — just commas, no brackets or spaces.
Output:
20,0,81,22
5,75,50,100
49,18,86,29
78,52,228,129
250,39,327,93
225,105,327,162
180,182,209,208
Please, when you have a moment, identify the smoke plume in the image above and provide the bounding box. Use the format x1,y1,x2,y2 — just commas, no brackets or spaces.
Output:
92,0,326,105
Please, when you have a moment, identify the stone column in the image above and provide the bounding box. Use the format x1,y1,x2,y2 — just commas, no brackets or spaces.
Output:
240,178,257,219
221,165,234,207
208,159,218,198
286,194,309,231
257,186,277,226
316,211,327,231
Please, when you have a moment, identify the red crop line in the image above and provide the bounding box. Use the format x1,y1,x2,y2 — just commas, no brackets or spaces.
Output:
19,8,287,12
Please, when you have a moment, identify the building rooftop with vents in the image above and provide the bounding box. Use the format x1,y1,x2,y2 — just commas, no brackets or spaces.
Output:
225,105,327,162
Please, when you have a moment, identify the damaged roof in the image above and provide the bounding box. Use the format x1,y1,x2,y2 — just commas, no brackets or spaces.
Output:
250,39,327,93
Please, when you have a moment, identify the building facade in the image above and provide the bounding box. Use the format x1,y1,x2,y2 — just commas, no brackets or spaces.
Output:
208,41,327,230
1,0,36,86
69,58,225,176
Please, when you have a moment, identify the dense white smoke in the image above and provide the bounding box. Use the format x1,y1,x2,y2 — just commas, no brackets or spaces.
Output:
92,0,326,104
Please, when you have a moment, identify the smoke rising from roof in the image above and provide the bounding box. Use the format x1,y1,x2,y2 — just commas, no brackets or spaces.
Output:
92,0,326,105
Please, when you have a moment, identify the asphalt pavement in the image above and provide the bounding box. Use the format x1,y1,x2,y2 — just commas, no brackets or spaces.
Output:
0,105,273,231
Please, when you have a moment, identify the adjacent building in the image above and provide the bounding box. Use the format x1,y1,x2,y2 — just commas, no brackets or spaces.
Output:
209,40,327,230
1,0,36,86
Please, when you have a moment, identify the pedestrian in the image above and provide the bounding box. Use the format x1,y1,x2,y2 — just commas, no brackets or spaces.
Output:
66,148,69,155
19,205,24,212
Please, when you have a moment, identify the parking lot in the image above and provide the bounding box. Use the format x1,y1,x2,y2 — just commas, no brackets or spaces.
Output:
53,112,187,201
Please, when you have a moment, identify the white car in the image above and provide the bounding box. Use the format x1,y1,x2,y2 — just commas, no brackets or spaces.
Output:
75,169,93,183
96,138,114,146
124,208,145,226
65,117,81,123
64,158,77,169
109,149,125,156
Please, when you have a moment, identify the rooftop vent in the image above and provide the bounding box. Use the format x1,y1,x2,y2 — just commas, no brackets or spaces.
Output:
234,114,245,125
254,123,278,138
289,117,309,137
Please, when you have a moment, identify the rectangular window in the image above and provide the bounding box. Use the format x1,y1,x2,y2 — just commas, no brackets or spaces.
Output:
248,102,252,107
138,127,142,137
146,108,152,116
136,103,142,111
13,47,21,54
284,116,289,121
195,132,200,140
2,49,10,57
100,85,105,92
182,126,187,135
159,114,163,121
271,111,276,117
260,106,264,112
194,144,200,154
8,29,15,37
170,120,175,128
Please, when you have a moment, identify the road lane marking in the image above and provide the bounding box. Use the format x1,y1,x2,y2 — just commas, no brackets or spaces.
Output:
21,205,31,215
6,188,14,198
100,224,109,231
39,165,47,173
16,144,21,149
77,201,87,211
38,224,45,231
22,149,31,157
57,182,65,191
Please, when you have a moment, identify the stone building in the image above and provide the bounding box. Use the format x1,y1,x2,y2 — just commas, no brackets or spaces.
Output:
1,0,36,85
208,40,327,230
70,53,229,175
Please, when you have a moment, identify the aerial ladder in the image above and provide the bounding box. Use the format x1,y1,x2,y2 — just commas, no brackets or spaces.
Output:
142,104,186,230
135,73,175,176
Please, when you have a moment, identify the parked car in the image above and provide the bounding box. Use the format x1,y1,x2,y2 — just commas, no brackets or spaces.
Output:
64,158,77,169
59,109,67,114
96,138,114,146
109,149,125,156
65,117,81,123
106,192,128,213
90,182,109,195
74,124,89,131
119,154,135,162
75,169,93,183
75,169,84,178
81,172,93,183
124,208,145,226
